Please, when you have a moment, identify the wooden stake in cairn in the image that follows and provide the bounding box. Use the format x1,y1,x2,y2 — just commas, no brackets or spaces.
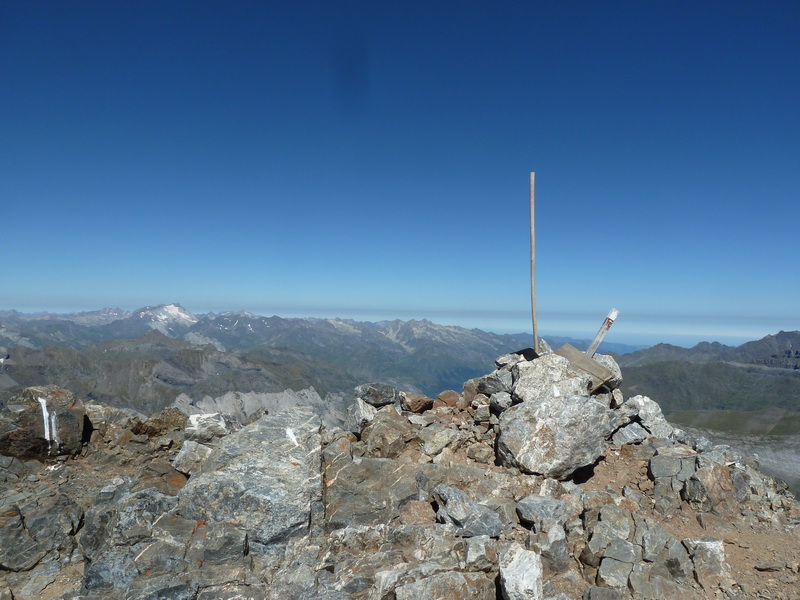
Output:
529,172,539,354
585,308,620,357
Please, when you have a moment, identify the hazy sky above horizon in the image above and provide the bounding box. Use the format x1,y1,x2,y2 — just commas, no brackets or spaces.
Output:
2,1,798,347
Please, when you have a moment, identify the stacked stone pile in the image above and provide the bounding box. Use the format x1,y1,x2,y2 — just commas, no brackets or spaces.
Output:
0,349,798,599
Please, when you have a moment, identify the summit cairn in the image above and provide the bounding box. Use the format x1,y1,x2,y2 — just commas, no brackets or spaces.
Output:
496,351,625,479
0,347,798,600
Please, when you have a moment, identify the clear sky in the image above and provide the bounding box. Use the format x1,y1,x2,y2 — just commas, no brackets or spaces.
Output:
2,1,798,347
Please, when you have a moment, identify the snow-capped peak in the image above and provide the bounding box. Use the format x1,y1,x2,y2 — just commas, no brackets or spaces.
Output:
157,303,198,323
133,304,199,332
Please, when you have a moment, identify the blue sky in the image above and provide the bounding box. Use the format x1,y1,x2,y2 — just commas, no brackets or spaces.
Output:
2,1,798,347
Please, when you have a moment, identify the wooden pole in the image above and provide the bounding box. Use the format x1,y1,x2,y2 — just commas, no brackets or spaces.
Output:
530,172,539,354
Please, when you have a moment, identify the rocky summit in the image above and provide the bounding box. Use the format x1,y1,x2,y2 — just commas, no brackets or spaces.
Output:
0,348,799,600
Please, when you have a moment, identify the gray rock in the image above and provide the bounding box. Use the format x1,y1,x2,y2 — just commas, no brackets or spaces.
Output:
0,501,49,571
175,407,322,554
696,444,740,469
583,587,625,600
185,412,232,442
649,455,683,479
649,445,697,495
473,403,491,423
196,584,268,600
499,542,544,600
5,348,798,600
173,387,342,429
324,524,465,597
731,468,750,502
324,457,418,528
201,521,249,565
171,440,213,475
671,428,714,452
354,383,401,407
652,538,693,582
598,504,633,540
579,521,619,568
125,538,192,579
0,488,82,573
477,369,513,396
361,406,417,458
497,394,619,479
632,514,673,562
80,485,179,591
344,397,377,434
495,353,526,369
464,535,499,571
682,464,735,512
627,564,685,600
466,442,495,464
511,354,593,404
394,570,496,600
13,557,64,599
516,495,572,531
624,396,673,438
418,423,461,457
603,539,638,564
414,463,536,511
597,556,633,587
684,537,730,592
592,354,623,389
0,455,27,481
529,526,570,573
122,574,198,600
611,421,649,445
490,391,513,413
433,484,504,538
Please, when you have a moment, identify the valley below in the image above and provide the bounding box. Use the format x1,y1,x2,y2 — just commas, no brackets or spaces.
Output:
676,425,800,497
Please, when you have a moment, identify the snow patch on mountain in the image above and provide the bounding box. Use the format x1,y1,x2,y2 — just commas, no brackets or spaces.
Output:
158,303,198,323
326,319,361,335
133,304,199,334
381,319,470,351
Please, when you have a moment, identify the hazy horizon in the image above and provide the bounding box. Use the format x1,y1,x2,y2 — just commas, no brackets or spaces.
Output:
1,301,790,349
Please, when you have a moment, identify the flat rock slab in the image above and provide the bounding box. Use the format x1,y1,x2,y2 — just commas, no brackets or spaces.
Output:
395,570,496,600
324,457,419,529
176,407,322,552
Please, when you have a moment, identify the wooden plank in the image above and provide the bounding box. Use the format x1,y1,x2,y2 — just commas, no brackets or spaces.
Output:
555,343,615,392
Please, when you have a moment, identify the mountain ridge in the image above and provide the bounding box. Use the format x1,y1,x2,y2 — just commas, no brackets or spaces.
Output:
0,304,641,399
617,330,800,370
617,331,800,426
3,304,796,414
1,303,645,355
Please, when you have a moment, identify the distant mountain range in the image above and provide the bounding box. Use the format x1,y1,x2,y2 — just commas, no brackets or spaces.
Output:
0,304,643,355
616,331,800,432
0,303,641,410
617,330,800,370
4,304,796,429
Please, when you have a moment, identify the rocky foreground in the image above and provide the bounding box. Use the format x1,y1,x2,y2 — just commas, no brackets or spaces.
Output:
1,350,799,599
